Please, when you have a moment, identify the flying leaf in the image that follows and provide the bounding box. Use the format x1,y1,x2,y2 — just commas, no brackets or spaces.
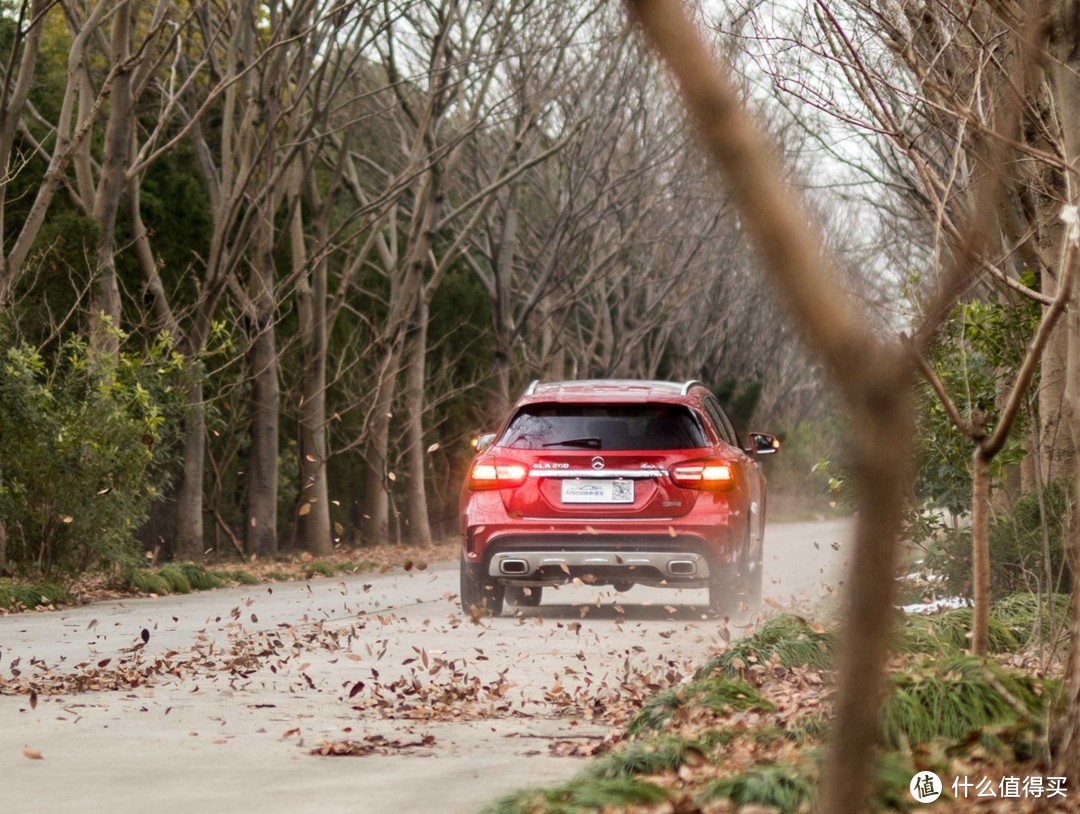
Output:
298,503,312,516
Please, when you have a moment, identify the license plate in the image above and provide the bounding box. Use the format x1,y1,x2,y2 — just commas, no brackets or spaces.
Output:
560,479,634,504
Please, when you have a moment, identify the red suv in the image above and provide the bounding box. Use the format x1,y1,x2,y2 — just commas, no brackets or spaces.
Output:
459,380,778,616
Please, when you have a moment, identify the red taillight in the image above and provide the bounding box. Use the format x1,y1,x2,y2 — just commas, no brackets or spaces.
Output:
469,458,529,490
670,459,734,489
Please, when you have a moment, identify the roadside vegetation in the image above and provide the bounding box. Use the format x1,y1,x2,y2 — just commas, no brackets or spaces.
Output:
486,604,1063,813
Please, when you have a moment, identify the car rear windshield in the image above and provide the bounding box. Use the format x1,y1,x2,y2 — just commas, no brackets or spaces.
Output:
500,403,707,451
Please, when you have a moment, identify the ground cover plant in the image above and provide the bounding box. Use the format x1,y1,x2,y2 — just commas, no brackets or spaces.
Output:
484,601,1066,813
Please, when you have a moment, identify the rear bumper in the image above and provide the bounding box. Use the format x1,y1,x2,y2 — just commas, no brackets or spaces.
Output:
462,523,735,588
488,549,710,582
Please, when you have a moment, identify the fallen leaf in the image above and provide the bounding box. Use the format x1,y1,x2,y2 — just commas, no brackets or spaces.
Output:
22,747,44,760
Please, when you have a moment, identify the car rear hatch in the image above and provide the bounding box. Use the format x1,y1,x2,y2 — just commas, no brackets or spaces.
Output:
493,402,709,520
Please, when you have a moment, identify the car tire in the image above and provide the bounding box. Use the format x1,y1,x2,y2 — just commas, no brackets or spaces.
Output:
460,554,505,616
746,545,763,606
505,585,542,607
708,563,738,616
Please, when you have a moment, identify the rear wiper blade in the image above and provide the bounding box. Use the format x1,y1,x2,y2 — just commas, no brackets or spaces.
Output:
542,437,602,448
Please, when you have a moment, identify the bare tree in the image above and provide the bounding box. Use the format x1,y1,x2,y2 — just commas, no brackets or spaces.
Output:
624,1,1033,810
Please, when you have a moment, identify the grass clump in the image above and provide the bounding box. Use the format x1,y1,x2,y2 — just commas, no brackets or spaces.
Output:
698,613,834,678
628,676,772,735
307,561,335,577
898,593,1069,656
157,564,192,594
0,578,69,609
882,654,1056,750
124,563,235,596
698,763,814,814
482,778,668,814
177,563,226,591
226,569,260,585
128,569,170,595
580,736,703,780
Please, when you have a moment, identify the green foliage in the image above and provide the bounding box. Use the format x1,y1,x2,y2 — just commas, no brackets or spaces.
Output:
920,480,1074,598
0,578,69,610
128,569,170,595
881,655,1056,751
0,334,184,575
698,763,814,814
157,564,193,594
897,593,1068,655
307,561,334,577
482,778,669,814
124,564,229,595
914,299,1039,514
580,736,702,781
697,614,835,678
227,569,260,586
628,676,772,735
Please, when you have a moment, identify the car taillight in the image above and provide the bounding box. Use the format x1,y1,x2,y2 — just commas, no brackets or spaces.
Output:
469,458,529,490
670,459,734,489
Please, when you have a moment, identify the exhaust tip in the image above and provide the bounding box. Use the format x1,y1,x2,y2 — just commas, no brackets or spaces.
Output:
499,558,529,575
667,559,697,576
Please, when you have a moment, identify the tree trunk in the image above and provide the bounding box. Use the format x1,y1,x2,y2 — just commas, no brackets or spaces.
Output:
970,447,992,655
400,297,433,546
174,381,207,561
359,352,397,546
88,3,133,360
1040,314,1075,481
245,310,279,559
296,261,332,556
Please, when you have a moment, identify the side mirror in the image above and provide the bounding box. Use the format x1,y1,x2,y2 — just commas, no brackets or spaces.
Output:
748,432,780,456
471,432,496,453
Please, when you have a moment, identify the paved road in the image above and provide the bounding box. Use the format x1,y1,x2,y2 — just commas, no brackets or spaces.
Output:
0,518,851,814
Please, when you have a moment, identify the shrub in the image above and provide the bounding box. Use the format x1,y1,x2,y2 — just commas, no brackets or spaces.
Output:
921,480,1074,599
0,333,184,576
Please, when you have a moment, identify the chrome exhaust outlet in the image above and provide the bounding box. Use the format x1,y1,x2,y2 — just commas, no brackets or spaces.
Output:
499,558,529,575
667,559,697,576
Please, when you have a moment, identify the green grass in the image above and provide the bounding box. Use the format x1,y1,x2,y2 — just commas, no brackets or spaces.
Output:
125,564,239,596
579,735,703,780
307,561,335,577
699,762,814,813
482,778,669,814
882,654,1056,751
627,676,772,735
0,578,69,610
897,593,1069,656
698,613,835,678
226,569,260,585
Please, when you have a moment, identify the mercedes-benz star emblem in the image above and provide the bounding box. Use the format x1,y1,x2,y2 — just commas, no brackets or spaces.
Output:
591,456,605,470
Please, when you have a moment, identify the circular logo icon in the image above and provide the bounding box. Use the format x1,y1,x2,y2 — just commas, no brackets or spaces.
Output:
910,771,942,804
591,456,605,470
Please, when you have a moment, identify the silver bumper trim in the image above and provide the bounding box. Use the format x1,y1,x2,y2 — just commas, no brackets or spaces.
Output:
488,551,710,579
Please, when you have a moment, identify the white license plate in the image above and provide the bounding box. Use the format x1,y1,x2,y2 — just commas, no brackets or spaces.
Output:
560,479,634,504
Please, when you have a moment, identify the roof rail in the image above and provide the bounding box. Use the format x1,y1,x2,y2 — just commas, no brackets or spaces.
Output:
680,379,705,395
524,379,541,395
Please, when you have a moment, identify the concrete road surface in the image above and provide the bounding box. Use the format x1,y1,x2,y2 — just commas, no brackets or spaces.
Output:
0,518,851,814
